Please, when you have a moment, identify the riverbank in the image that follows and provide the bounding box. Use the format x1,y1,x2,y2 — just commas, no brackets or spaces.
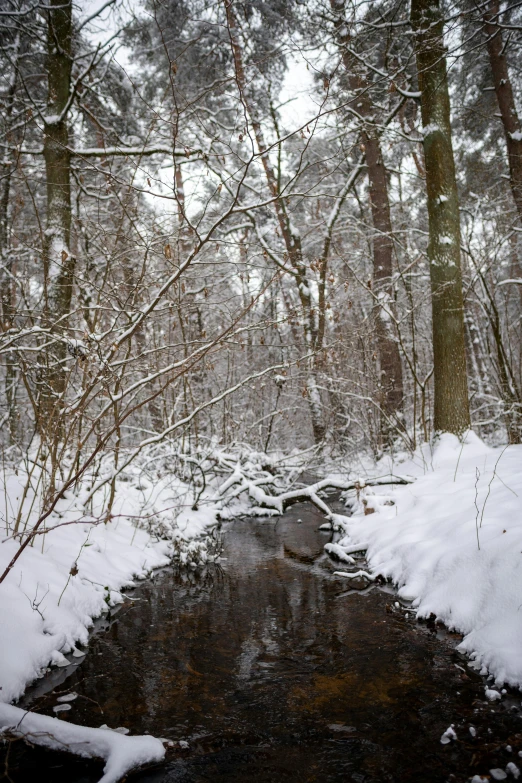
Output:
0,467,218,705
3,503,521,783
334,432,522,689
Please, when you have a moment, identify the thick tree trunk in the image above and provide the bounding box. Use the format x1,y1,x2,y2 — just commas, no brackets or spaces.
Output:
330,0,403,440
39,0,74,437
411,0,470,436
483,0,522,221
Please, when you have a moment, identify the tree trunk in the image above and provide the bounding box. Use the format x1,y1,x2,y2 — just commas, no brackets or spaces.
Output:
481,1,522,442
365,133,404,428
330,0,403,441
0,35,20,444
483,0,522,221
411,0,470,436
39,0,74,438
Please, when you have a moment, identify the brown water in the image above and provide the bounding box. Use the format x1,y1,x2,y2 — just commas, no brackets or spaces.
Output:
3,502,522,782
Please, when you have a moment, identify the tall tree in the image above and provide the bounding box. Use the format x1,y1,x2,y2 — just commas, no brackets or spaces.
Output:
40,0,74,437
481,1,522,442
0,24,22,444
330,0,404,439
483,0,522,222
411,0,470,435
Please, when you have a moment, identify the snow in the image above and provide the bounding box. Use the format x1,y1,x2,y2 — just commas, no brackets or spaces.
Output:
0,459,219,705
334,568,377,581
422,123,440,137
53,704,72,713
332,433,522,687
73,145,191,158
324,542,355,563
440,724,457,744
57,692,78,702
485,686,502,701
0,703,165,783
289,221,301,239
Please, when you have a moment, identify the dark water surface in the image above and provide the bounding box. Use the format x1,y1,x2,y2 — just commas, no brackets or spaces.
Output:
2,502,522,782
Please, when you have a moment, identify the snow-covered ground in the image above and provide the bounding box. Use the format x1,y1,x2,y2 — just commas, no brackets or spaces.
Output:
3,434,521,779
333,432,522,689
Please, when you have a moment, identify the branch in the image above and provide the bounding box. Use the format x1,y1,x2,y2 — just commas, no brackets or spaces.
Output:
5,145,198,158
222,474,412,516
76,0,116,32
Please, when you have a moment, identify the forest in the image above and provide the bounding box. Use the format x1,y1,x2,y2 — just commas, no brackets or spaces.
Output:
0,0,522,781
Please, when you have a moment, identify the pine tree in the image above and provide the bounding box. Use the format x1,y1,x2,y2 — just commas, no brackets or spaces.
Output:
411,0,470,435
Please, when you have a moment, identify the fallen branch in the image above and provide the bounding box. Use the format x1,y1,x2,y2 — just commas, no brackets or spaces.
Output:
221,474,412,518
324,542,355,563
0,703,165,783
333,570,379,581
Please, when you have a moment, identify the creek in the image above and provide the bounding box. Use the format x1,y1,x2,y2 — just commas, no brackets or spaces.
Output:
3,499,521,782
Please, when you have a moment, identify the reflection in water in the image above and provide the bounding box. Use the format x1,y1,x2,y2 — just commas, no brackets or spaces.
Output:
4,503,522,782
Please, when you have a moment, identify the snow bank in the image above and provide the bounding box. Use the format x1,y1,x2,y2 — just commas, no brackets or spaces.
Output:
336,433,522,687
0,444,298,780
0,703,165,783
0,510,170,704
0,464,219,705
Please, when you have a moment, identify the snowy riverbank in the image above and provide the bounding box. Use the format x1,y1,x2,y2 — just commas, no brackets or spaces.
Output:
335,432,522,689
0,465,219,705
0,460,222,780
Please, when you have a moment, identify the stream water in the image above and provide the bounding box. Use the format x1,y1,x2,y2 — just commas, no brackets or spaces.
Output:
2,501,522,782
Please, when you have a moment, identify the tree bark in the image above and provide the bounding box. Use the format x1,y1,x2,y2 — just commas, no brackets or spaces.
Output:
411,0,470,436
483,0,522,221
330,0,403,440
481,2,522,441
0,33,21,444
39,0,74,437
